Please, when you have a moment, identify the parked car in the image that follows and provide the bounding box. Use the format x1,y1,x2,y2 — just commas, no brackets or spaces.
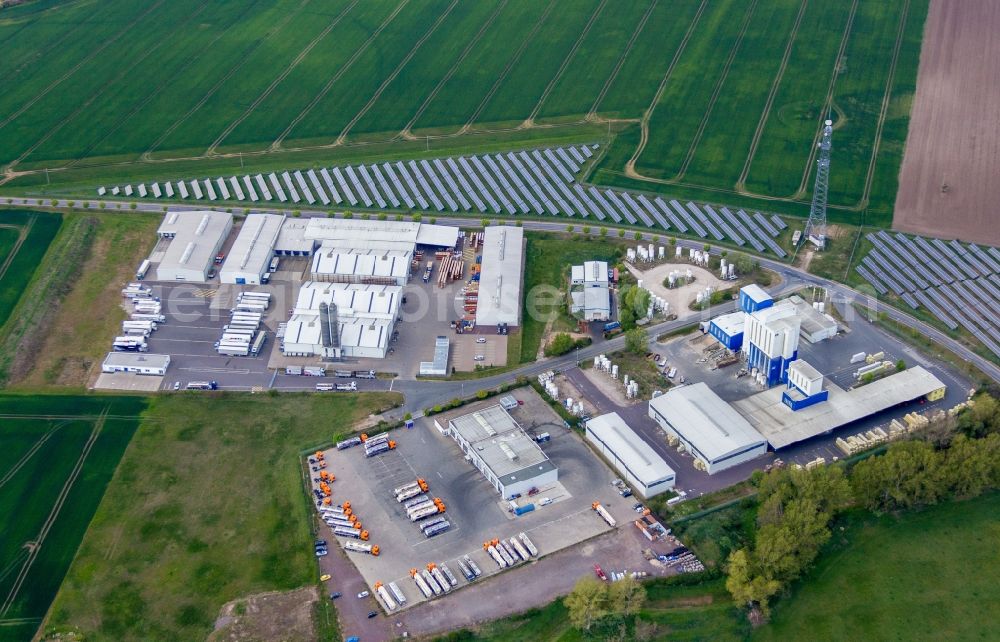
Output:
367,611,378,619
329,592,341,600
320,574,331,582
173,381,180,390
476,337,487,343
315,540,327,547
315,548,328,557
207,268,216,279
357,591,369,599
539,497,553,506
474,355,485,361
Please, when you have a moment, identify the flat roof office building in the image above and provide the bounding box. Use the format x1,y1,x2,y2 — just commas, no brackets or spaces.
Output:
445,405,556,499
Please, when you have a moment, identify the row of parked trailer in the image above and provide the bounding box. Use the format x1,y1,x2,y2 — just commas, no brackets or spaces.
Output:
391,477,451,536
216,291,269,357
482,533,538,569
115,283,163,351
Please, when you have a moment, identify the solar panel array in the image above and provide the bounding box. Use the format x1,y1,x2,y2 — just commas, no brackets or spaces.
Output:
856,230,1000,359
105,144,789,256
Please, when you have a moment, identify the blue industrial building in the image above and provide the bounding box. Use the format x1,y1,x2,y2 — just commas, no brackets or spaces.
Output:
781,360,829,410
738,284,773,314
708,311,744,350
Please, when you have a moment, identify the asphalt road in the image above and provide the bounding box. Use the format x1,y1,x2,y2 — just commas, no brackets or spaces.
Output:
8,195,997,388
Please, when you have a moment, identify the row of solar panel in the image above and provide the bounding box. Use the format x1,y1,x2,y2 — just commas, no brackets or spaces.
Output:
855,231,1000,358
100,145,789,256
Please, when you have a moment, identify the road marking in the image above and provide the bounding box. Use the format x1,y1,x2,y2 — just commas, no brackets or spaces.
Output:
179,367,251,374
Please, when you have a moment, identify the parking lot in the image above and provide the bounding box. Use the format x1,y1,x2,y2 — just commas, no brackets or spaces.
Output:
311,388,642,614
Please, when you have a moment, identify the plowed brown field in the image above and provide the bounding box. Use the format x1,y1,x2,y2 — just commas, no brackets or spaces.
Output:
894,0,1000,246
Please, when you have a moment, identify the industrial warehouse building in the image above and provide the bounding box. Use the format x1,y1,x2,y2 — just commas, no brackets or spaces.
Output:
154,210,232,281
570,261,611,321
272,217,459,256
310,246,411,285
475,226,524,328
101,352,170,376
648,383,768,474
445,405,557,499
585,412,675,498
735,366,947,450
220,213,284,285
281,282,401,359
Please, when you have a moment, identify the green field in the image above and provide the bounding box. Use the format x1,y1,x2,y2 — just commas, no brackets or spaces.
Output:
756,492,1000,641
0,210,62,328
44,392,399,641
519,232,625,363
0,393,146,642
0,1,925,226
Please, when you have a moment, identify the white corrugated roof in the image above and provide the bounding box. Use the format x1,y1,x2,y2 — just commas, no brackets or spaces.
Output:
310,245,411,279
586,412,674,486
649,383,766,462
221,213,284,278
475,226,523,326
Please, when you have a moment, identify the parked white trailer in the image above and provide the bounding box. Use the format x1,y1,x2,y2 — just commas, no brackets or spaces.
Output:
518,532,538,556
375,584,397,611
593,502,617,527
509,537,531,561
463,555,482,576
439,563,458,587
430,567,451,593
412,572,433,598
387,581,407,605
486,545,507,568
420,569,442,595
217,344,249,356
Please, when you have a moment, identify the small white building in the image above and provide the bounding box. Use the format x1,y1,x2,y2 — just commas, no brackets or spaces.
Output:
419,336,450,376
220,213,284,285
585,412,675,498
570,261,611,321
445,405,557,499
102,352,170,376
648,383,767,474
155,211,232,281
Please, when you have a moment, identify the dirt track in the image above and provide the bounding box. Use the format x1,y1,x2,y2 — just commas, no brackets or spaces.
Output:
894,0,1000,246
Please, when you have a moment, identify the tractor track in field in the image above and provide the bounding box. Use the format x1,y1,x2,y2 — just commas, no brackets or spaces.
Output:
0,0,166,133
587,0,658,120
0,215,32,282
398,0,510,140
207,0,363,156
735,0,811,192
337,0,456,145
208,0,361,154
9,4,208,170
0,421,61,491
142,0,314,160
674,0,759,182
459,0,559,136
857,0,910,211
790,0,860,200
525,0,609,126
0,0,102,88
0,408,107,618
272,0,409,150
624,0,708,178
64,0,265,169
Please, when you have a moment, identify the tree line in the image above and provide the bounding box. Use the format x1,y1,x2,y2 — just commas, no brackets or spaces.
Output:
726,392,1000,618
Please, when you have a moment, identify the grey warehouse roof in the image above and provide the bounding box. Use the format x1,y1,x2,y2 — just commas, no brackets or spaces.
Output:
449,405,553,481
475,226,524,326
221,213,284,277
734,366,947,449
586,412,675,486
157,210,232,274
649,383,766,462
